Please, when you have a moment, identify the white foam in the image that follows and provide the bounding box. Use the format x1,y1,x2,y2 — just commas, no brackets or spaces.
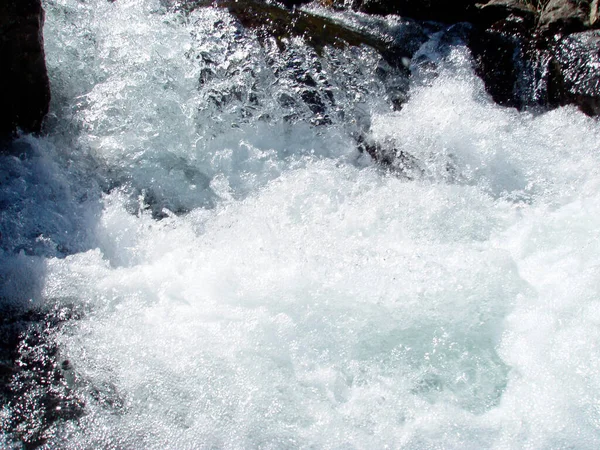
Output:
2,0,600,447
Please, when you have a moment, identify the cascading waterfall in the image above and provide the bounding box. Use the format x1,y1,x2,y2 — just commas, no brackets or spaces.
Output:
2,0,600,448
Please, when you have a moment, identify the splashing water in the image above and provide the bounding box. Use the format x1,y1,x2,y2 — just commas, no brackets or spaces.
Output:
2,0,600,448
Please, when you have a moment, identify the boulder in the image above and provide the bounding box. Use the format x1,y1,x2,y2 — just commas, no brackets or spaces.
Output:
348,0,598,33
538,0,597,34
0,0,51,138
474,0,537,25
548,30,600,114
469,11,537,109
182,1,427,69
466,1,600,113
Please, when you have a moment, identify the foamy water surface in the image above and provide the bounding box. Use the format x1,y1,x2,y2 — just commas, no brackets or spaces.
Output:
1,0,600,448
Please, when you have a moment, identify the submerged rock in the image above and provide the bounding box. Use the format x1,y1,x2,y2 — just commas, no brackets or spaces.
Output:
178,0,600,116
1,304,86,448
181,0,428,128
0,0,51,138
182,0,427,69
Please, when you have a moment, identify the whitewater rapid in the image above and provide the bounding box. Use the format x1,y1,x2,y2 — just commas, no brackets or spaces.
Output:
2,0,600,448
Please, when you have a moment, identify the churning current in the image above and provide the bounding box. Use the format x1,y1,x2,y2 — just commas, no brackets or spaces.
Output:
2,0,600,448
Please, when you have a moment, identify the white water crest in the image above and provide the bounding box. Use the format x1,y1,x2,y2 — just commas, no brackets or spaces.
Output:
2,0,600,448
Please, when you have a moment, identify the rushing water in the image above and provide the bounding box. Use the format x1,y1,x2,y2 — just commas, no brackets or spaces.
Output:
2,0,600,448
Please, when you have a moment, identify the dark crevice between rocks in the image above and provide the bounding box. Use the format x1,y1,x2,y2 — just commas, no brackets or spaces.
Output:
470,26,600,115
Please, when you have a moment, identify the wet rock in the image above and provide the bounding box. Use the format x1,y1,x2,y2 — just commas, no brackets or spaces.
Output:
538,0,597,35
279,0,312,7
467,2,600,114
1,304,86,448
474,0,537,25
320,0,599,37
473,0,599,35
181,0,426,118
357,135,424,178
182,0,427,69
549,30,600,115
348,0,598,34
353,0,479,23
469,15,535,108
0,0,51,138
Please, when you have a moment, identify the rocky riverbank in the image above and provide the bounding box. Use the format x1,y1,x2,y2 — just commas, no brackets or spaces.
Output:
1,0,598,139
183,0,600,115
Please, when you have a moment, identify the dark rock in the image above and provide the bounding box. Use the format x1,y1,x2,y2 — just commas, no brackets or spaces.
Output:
357,135,424,178
538,0,596,35
279,0,312,8
469,15,533,108
0,0,51,138
549,30,600,115
324,0,599,38
1,304,86,448
300,90,326,114
350,0,598,34
353,0,479,23
475,0,537,25
467,1,600,114
182,1,427,69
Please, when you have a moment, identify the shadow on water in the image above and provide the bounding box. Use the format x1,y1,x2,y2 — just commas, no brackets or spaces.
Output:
0,136,103,447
